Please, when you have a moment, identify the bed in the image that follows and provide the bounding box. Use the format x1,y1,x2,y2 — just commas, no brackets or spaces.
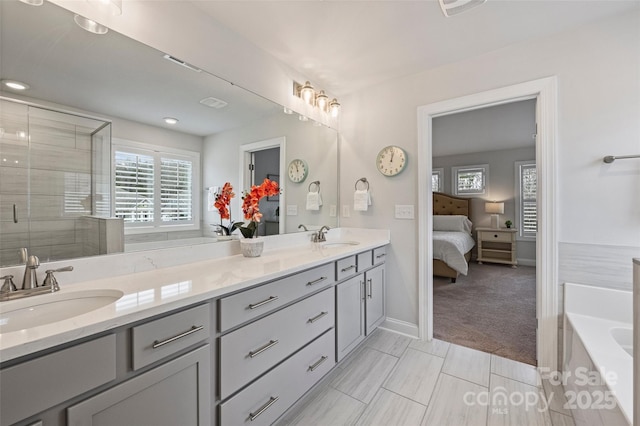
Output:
433,192,475,283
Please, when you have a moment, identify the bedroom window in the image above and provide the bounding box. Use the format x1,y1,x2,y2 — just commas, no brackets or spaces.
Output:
432,168,444,192
113,139,200,233
516,161,537,239
452,164,488,196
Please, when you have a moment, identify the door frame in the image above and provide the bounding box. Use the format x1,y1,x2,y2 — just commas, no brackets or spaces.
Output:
239,137,286,234
417,77,558,371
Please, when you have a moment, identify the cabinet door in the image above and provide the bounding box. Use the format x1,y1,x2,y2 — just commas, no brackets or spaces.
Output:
67,345,211,426
365,264,385,334
336,275,365,362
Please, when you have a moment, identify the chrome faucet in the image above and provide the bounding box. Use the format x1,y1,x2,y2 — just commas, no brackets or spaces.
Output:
312,225,331,243
22,255,40,290
298,224,308,231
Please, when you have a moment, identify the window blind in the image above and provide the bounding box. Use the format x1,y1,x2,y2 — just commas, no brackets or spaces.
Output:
160,157,193,222
114,150,154,223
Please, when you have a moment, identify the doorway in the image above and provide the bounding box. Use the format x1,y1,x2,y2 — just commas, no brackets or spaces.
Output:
417,77,558,372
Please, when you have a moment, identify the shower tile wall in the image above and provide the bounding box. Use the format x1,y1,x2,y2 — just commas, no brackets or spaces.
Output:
0,100,109,266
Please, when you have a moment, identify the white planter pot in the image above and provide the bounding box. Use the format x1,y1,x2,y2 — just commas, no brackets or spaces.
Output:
240,238,264,257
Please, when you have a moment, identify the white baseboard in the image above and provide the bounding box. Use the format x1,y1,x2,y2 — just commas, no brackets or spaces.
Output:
379,317,419,339
518,258,536,267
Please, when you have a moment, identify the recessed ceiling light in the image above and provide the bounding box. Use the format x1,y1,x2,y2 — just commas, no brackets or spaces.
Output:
74,15,109,35
2,80,30,91
19,0,44,5
164,117,179,125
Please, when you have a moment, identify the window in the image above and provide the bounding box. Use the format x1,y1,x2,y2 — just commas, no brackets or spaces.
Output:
516,161,537,239
113,139,200,233
432,168,444,192
452,164,489,196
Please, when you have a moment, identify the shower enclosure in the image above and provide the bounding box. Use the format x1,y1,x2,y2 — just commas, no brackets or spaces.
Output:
0,97,120,267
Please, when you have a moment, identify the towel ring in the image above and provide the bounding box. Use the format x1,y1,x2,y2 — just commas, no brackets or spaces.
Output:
308,181,320,193
355,177,369,191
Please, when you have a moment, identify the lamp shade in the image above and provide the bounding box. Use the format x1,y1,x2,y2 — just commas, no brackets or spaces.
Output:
485,202,504,214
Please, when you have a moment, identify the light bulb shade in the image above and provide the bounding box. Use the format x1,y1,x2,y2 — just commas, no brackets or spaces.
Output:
485,202,504,214
88,0,123,16
329,99,341,117
74,14,109,34
300,81,315,105
316,90,329,110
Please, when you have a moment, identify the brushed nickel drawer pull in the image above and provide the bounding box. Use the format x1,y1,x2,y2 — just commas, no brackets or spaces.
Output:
152,325,204,349
249,396,279,421
249,339,279,358
248,296,278,310
308,311,328,323
375,253,386,259
361,281,365,300
308,355,328,372
307,276,327,286
340,264,356,273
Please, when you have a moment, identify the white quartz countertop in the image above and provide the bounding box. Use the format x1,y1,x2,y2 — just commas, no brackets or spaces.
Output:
0,228,389,362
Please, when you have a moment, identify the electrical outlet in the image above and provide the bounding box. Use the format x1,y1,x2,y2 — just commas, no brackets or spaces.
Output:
286,205,298,216
329,205,337,217
395,204,414,219
342,204,350,218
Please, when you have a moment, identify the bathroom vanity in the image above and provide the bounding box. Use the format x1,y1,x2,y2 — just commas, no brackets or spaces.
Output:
0,229,389,426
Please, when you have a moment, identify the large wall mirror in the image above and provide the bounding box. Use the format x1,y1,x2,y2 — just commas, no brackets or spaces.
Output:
0,0,338,267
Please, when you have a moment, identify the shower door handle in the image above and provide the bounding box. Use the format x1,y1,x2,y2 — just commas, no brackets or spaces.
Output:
13,204,17,223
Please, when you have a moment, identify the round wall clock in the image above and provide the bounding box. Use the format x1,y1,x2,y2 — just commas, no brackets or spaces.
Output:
288,158,309,183
376,145,407,176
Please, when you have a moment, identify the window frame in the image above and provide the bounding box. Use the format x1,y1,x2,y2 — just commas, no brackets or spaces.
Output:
112,138,201,234
451,164,489,196
515,160,537,240
431,168,444,193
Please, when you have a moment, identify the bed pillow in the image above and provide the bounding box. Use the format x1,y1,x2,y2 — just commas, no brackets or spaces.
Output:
433,215,473,234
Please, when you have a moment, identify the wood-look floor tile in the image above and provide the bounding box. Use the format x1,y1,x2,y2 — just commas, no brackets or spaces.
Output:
280,387,366,426
442,344,491,387
488,374,552,426
409,337,450,358
541,378,572,417
550,411,575,426
383,348,444,405
365,328,412,357
355,388,427,426
422,373,488,426
330,347,398,404
491,354,540,387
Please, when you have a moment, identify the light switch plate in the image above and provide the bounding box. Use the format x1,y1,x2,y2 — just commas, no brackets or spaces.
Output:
286,205,298,216
395,204,414,219
342,205,350,218
329,205,337,217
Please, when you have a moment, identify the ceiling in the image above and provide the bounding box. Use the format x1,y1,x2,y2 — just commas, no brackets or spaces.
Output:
193,0,638,97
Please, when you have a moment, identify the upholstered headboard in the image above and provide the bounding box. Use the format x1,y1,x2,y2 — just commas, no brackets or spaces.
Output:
433,192,471,218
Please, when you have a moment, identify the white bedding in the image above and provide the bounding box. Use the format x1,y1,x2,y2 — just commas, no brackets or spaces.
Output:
433,231,476,275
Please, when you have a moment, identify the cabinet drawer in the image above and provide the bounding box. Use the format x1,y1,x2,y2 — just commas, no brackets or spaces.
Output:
336,255,358,281
357,251,373,272
220,287,334,399
0,335,116,426
479,231,513,243
132,303,210,370
373,246,387,265
220,330,335,426
219,262,334,332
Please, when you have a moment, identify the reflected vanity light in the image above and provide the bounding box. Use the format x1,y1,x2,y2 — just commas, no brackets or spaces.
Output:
2,79,30,91
19,0,44,5
74,14,109,35
298,115,309,122
89,0,123,16
485,201,504,229
163,117,179,125
283,107,294,115
329,99,341,118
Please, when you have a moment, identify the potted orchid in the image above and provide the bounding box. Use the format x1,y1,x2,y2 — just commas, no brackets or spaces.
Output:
213,182,236,238
232,178,279,257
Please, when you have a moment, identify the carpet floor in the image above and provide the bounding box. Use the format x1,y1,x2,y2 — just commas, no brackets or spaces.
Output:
433,262,537,365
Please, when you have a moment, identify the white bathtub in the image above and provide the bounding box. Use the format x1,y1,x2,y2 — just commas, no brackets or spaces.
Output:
564,283,633,425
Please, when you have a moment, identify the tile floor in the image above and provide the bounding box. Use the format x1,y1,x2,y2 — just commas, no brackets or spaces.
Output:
278,329,576,426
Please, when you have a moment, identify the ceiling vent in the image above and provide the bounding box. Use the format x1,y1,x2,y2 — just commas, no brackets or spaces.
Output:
199,97,228,109
163,54,201,73
439,0,486,17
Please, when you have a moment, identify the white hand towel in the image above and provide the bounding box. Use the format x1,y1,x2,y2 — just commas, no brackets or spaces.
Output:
354,190,370,211
207,187,217,212
306,191,322,210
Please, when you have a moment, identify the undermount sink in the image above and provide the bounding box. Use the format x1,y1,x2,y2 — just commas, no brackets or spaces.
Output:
320,241,360,248
610,327,633,357
0,289,124,333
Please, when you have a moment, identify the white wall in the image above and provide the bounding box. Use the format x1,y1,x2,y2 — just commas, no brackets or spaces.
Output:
340,10,640,329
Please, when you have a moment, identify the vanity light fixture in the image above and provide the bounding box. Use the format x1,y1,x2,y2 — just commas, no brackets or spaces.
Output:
163,117,179,125
293,81,341,118
299,81,315,105
74,14,109,35
329,99,341,118
19,0,44,6
316,90,329,111
1,80,30,91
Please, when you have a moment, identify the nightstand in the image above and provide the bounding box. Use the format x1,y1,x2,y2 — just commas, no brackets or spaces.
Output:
476,227,517,267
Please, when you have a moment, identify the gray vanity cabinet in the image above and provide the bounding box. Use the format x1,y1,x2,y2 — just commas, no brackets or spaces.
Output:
67,344,211,426
365,263,385,332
